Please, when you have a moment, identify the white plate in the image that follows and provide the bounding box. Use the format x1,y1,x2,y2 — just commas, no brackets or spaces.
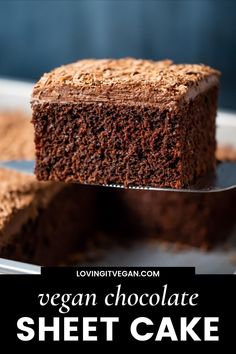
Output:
0,78,236,274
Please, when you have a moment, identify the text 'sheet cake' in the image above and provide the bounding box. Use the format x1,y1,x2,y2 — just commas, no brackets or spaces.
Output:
32,58,220,188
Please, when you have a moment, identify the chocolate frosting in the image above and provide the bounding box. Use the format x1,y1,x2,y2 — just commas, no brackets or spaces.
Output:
32,58,220,108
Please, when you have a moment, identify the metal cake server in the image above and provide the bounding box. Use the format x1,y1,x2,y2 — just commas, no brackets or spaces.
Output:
0,159,236,193
0,160,35,175
0,257,40,275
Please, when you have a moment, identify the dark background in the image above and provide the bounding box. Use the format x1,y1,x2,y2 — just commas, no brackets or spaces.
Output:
0,0,235,109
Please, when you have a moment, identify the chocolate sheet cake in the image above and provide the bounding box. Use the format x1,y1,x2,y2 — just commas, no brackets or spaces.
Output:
0,169,96,265
0,111,95,265
32,58,220,188
0,169,60,263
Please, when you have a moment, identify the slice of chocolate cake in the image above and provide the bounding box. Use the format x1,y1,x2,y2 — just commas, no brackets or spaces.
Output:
0,111,96,265
32,58,220,188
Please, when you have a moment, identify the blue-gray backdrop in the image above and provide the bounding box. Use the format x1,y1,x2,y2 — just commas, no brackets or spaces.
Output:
0,0,235,109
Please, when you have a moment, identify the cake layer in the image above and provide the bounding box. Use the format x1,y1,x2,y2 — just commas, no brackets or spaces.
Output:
32,58,219,188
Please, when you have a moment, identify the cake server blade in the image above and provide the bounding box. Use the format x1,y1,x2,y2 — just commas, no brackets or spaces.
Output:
0,160,35,175
0,258,41,275
0,160,235,193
